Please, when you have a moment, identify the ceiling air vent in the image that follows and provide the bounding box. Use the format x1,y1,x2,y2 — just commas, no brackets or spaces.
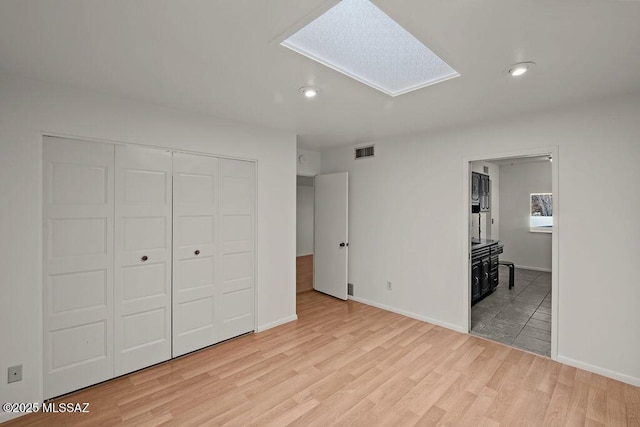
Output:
355,145,375,160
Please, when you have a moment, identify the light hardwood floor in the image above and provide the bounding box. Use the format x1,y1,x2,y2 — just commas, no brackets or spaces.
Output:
296,255,313,294
5,291,640,426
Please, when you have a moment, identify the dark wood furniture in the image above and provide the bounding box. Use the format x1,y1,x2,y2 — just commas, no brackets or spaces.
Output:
471,239,503,304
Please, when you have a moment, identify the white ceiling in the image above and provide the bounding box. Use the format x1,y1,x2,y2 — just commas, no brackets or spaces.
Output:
1,0,639,150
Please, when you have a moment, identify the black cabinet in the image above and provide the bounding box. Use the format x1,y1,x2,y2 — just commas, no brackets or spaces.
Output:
471,240,503,304
480,173,490,212
489,245,501,291
471,172,490,213
471,173,480,212
471,261,481,300
480,259,490,294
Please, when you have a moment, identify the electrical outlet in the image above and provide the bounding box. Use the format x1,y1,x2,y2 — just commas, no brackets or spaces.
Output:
8,365,22,383
386,281,392,290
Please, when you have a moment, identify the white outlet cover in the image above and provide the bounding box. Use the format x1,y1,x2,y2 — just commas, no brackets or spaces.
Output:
8,365,22,383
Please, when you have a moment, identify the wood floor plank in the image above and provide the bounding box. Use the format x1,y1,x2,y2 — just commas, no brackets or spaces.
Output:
295,255,313,294
414,404,447,426
607,396,629,427
436,390,479,425
4,290,639,427
261,397,319,427
456,386,498,426
543,382,573,425
328,398,376,427
587,386,608,424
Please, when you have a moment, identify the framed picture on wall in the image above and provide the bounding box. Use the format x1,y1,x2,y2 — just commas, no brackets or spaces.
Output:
530,193,553,233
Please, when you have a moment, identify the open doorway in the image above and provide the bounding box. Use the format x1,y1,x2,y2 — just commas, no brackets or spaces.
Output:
463,148,558,359
295,150,349,302
296,175,315,294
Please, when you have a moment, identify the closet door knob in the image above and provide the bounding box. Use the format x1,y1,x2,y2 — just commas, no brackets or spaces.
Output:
194,250,200,255
141,255,148,262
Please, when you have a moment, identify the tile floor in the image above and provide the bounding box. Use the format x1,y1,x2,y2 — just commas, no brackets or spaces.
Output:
471,267,552,356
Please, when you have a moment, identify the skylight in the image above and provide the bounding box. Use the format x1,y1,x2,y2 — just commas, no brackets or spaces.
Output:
281,0,459,97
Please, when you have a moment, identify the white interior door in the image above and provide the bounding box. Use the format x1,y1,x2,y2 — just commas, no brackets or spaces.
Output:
172,153,219,357
114,146,172,375
218,159,255,341
43,137,114,398
314,172,348,300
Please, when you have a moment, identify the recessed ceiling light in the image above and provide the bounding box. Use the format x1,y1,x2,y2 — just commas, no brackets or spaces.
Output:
282,0,459,97
299,86,319,98
508,62,535,77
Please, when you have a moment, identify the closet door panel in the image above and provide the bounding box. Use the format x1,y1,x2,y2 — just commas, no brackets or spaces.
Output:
173,153,218,357
43,140,257,397
43,137,114,399
114,146,172,376
218,159,255,341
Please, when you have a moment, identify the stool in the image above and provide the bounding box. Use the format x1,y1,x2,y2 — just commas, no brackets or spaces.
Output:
498,260,515,289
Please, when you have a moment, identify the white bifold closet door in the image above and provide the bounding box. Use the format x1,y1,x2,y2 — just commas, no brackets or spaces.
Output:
114,146,172,375
218,158,255,341
43,137,115,399
44,137,256,397
172,155,255,356
172,153,219,357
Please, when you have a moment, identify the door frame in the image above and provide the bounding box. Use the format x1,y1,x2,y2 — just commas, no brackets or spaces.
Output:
295,173,316,300
462,145,559,360
41,131,261,337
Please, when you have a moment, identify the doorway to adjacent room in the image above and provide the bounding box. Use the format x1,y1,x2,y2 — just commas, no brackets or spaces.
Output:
463,147,558,358
296,175,315,294
295,172,350,301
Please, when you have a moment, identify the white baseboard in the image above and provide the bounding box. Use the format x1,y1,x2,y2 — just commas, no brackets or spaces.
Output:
556,355,640,387
348,296,465,333
514,264,552,273
256,314,298,332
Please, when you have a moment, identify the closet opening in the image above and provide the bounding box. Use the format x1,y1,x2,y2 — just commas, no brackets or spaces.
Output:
42,136,256,399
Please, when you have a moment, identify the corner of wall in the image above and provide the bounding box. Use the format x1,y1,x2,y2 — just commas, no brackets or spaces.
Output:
297,148,321,176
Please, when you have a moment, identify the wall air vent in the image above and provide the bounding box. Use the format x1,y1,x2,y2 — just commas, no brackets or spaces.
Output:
355,145,375,160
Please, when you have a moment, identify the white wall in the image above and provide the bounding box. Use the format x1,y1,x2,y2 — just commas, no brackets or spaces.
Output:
321,93,640,386
296,149,319,256
470,161,499,240
296,180,314,256
0,75,297,422
297,148,321,176
499,161,552,271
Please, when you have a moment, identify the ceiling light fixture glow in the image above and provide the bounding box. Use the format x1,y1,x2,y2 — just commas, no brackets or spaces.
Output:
508,62,535,77
299,86,319,98
282,0,459,97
